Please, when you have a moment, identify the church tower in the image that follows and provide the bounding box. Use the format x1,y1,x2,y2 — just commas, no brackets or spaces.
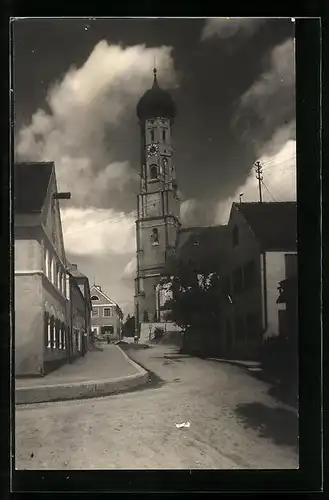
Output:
134,69,180,331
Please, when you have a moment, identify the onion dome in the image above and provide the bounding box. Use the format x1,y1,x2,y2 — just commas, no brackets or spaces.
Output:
136,68,176,121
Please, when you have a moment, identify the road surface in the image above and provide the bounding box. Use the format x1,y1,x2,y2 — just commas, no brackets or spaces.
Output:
15,344,298,469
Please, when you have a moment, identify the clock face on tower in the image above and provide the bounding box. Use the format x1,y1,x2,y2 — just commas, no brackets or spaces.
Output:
147,144,158,157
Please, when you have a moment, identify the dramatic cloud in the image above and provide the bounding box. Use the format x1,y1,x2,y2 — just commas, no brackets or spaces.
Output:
232,37,295,156
61,207,136,257
201,17,264,42
215,133,296,225
15,40,177,212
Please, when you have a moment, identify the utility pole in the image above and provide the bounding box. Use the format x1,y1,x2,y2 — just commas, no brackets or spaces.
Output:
254,161,263,203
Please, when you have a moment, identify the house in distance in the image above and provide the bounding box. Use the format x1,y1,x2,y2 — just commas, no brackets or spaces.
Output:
90,285,123,341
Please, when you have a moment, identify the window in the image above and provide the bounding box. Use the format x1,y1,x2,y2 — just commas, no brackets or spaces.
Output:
46,315,51,348
285,253,297,279
151,228,159,246
162,129,166,141
243,260,256,290
50,316,55,348
139,278,144,293
55,319,60,349
101,325,114,335
150,129,154,142
62,273,65,296
92,308,99,317
232,225,239,247
59,323,63,350
91,295,100,301
103,308,113,317
50,257,54,283
45,248,49,278
54,263,59,289
150,164,158,179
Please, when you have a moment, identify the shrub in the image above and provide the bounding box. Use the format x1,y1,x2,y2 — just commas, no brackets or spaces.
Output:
153,327,165,340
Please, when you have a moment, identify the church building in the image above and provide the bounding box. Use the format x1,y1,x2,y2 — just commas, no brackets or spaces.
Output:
134,69,180,329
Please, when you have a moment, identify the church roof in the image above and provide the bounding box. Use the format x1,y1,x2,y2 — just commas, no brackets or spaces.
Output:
235,201,297,251
14,162,53,213
136,69,176,121
166,225,229,274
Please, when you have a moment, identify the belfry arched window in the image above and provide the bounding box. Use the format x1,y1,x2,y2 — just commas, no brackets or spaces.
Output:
151,228,159,246
150,164,158,179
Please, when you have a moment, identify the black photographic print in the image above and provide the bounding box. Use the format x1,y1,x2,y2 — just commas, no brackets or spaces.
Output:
9,16,322,494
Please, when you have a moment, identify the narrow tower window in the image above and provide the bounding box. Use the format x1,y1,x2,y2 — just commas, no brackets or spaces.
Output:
150,165,158,179
150,129,154,142
162,129,166,141
151,228,159,246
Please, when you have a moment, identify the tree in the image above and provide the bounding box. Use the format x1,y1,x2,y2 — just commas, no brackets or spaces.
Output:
161,259,222,338
122,315,135,337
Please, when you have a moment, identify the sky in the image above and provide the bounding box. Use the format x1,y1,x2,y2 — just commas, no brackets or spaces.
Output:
13,17,296,316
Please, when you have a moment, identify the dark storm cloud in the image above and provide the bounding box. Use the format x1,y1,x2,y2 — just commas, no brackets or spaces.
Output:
232,37,295,158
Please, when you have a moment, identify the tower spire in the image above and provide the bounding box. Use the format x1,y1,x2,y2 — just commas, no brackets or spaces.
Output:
152,59,158,87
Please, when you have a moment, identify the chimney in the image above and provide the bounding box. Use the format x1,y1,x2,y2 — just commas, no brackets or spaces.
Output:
71,264,78,270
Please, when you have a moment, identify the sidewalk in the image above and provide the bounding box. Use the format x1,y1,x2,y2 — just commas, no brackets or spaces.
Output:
15,345,149,404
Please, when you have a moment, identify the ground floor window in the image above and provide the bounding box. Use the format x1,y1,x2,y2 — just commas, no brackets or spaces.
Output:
44,312,50,348
59,323,65,350
101,325,114,335
62,324,67,350
50,316,55,348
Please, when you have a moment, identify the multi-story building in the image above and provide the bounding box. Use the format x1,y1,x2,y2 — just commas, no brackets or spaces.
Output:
90,285,123,340
67,262,92,355
14,161,71,376
220,201,297,359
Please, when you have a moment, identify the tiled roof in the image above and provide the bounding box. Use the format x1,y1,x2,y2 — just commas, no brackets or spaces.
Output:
166,225,229,273
14,162,53,213
67,262,89,280
235,201,297,251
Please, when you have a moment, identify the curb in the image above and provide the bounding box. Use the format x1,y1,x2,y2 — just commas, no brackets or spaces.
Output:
16,346,149,405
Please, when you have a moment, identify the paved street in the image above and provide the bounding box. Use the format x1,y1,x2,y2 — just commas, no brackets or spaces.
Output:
15,344,298,470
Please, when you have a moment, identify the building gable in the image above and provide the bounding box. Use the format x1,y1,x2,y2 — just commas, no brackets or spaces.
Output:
90,286,117,306
42,171,66,263
14,162,53,214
